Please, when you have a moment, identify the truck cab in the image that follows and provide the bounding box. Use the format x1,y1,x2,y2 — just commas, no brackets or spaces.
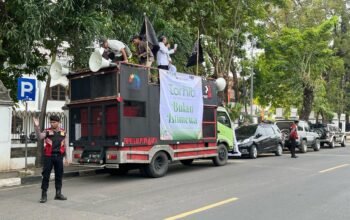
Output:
217,106,241,157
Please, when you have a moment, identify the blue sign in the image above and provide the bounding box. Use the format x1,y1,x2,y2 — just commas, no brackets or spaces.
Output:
17,78,36,101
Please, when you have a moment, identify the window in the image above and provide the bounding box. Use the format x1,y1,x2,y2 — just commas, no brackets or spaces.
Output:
11,116,23,133
256,127,266,136
304,124,310,132
298,122,304,131
217,111,231,128
49,85,66,101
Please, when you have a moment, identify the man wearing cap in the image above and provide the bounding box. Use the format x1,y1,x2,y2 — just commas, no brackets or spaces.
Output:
131,35,154,67
34,115,68,203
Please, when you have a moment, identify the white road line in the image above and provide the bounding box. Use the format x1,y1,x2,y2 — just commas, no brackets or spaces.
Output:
319,164,350,173
164,197,239,220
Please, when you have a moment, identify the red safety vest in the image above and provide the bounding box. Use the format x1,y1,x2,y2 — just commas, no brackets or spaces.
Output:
44,128,66,156
289,124,298,140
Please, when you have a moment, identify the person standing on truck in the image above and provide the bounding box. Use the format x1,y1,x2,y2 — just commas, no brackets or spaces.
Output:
289,120,299,158
101,38,130,63
131,35,154,67
157,36,171,70
33,115,68,203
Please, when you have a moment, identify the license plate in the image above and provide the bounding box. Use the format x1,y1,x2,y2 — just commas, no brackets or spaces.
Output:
88,153,100,159
241,149,248,154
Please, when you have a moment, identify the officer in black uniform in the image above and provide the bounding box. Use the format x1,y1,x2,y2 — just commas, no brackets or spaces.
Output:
34,115,68,203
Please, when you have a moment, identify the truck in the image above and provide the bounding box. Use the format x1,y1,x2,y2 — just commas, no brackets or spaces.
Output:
68,63,238,177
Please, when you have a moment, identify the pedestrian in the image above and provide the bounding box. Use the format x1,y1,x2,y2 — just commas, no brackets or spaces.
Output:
101,38,131,63
131,35,154,67
289,120,299,158
157,36,171,70
33,115,68,203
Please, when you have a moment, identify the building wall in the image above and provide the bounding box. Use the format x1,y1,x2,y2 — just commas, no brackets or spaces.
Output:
0,105,12,171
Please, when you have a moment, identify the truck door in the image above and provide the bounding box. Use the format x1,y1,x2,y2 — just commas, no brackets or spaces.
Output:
217,110,233,149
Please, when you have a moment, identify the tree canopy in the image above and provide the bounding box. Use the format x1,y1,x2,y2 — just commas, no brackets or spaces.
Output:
1,0,350,122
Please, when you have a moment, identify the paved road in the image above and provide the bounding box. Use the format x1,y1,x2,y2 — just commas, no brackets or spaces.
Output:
0,146,349,220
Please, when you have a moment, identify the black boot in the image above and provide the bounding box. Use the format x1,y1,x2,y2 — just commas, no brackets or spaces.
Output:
40,190,47,203
54,189,67,200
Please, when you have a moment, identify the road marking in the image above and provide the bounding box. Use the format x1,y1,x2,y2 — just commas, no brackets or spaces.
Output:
164,197,239,220
319,164,350,173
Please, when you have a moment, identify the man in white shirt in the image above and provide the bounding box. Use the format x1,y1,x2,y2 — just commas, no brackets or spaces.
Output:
157,36,172,70
102,39,129,63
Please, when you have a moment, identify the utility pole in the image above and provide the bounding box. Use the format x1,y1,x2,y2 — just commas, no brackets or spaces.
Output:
250,38,256,116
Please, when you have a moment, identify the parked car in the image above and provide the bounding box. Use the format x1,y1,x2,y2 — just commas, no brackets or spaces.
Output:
311,123,346,148
235,123,283,159
275,120,320,153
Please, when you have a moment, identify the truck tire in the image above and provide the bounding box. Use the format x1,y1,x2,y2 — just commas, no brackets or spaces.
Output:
275,144,283,156
313,140,320,151
329,138,335,148
249,145,258,159
180,159,194,166
144,151,169,178
213,144,228,166
300,140,308,153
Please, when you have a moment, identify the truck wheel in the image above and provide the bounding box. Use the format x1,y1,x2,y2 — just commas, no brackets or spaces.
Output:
341,138,346,147
275,144,283,156
144,151,169,178
330,138,335,148
213,144,228,166
249,145,258,159
180,159,194,166
300,140,308,153
313,140,320,151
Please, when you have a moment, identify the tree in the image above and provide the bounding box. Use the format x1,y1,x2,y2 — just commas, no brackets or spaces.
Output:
0,0,112,166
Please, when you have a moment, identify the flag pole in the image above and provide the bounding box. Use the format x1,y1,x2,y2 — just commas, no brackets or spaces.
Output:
196,29,199,76
144,13,149,66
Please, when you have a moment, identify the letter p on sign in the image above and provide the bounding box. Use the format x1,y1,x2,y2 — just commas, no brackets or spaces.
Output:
17,78,36,101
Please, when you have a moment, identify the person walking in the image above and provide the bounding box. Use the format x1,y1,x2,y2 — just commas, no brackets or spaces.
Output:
289,120,299,158
34,115,68,203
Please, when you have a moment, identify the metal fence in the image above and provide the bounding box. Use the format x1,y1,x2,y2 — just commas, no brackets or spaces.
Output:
11,110,67,144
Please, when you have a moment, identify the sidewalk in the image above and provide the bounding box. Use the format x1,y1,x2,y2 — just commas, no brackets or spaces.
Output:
0,165,106,188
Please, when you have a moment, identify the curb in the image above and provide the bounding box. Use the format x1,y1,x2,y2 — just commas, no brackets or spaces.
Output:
0,169,105,188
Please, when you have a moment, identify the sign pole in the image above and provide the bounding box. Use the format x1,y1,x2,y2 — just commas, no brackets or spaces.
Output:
17,77,36,172
24,100,28,171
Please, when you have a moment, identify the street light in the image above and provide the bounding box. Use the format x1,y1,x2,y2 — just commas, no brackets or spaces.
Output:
250,38,256,116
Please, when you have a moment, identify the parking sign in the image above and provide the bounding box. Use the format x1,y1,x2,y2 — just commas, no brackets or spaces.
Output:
17,78,36,101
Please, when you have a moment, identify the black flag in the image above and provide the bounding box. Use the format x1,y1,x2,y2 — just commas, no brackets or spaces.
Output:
186,39,204,67
140,15,159,55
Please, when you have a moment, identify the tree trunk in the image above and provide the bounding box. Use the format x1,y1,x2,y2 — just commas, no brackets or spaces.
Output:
35,54,56,167
35,75,51,167
300,86,314,121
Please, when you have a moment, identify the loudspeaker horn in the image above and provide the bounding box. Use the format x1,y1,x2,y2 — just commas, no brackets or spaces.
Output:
89,51,111,72
215,77,227,92
50,61,69,80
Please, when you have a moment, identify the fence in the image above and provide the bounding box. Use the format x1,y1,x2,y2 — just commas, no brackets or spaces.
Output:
11,110,67,144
